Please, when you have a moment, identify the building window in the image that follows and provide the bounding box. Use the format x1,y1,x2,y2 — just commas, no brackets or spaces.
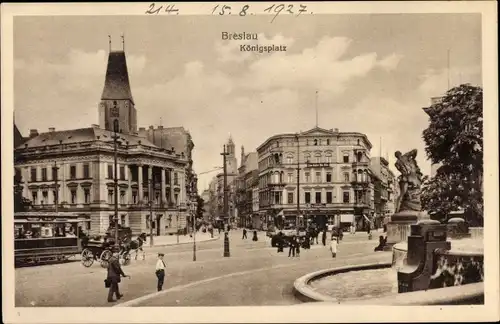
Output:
84,189,90,204
53,190,57,204
315,171,321,183
305,192,311,204
286,155,293,164
287,173,293,183
315,192,321,203
132,191,137,204
326,172,332,182
120,166,125,180
70,165,77,179
174,193,179,205
155,192,160,204
83,163,90,178
31,168,37,182
32,191,38,203
305,172,310,183
343,191,350,203
343,153,349,163
174,172,179,185
41,191,48,204
108,189,114,204
343,172,350,182
327,139,330,145
287,192,294,204
326,156,331,164
315,156,321,163
108,165,113,179
120,215,126,226
314,139,318,146
71,189,77,204
41,168,47,181
120,191,126,204
274,192,280,204
326,192,333,203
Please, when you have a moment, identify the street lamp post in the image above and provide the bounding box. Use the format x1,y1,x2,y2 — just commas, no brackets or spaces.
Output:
221,145,230,257
191,198,196,261
112,120,120,247
176,208,180,244
295,133,301,228
149,176,154,247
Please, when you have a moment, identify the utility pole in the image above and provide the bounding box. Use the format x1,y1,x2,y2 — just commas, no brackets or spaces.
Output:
149,174,154,247
53,140,63,215
112,120,119,247
295,133,301,228
192,196,197,261
221,145,230,257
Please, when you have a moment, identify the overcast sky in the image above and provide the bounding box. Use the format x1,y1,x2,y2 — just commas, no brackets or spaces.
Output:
14,14,482,191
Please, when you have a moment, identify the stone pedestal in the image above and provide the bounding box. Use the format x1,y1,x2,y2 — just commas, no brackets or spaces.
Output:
383,210,429,251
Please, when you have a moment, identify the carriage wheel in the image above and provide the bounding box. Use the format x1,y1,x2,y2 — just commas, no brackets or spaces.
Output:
100,250,112,268
81,249,94,267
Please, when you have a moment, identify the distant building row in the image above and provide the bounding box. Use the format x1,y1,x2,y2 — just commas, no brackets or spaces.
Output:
204,127,399,231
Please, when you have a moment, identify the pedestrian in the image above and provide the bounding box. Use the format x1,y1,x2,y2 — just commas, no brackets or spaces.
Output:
322,230,327,246
106,247,129,303
252,230,258,241
295,237,301,257
242,228,247,239
277,232,284,253
288,236,296,258
155,253,166,291
330,236,338,258
374,236,387,252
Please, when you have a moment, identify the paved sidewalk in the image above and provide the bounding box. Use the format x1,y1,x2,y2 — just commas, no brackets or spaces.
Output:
145,232,220,247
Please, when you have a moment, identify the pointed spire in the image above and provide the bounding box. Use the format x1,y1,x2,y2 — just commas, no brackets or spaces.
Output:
101,49,134,103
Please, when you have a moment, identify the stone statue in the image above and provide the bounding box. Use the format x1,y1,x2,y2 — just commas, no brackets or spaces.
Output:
394,149,423,213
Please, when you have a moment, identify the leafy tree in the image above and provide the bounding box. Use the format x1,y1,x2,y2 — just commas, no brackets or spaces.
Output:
421,84,483,226
195,195,206,220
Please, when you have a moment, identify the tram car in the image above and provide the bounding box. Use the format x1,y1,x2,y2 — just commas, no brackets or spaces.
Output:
14,216,90,266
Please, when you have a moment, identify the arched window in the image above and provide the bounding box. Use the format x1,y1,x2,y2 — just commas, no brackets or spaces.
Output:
304,154,311,163
325,152,332,164
357,151,363,162
357,169,363,182
363,170,368,183
315,152,322,163
314,139,318,146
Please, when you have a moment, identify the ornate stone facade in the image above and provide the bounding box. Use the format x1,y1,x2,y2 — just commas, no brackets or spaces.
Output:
14,47,195,236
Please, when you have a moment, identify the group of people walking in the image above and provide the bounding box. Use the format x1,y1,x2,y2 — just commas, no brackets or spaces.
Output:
242,228,259,241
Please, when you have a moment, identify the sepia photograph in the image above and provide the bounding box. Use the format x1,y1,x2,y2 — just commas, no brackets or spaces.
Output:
1,2,498,323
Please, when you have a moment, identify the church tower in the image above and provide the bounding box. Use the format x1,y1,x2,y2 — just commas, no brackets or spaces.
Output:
99,38,137,134
226,135,237,174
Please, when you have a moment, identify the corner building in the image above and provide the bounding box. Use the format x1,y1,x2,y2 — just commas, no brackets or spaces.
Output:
14,48,195,236
257,127,374,230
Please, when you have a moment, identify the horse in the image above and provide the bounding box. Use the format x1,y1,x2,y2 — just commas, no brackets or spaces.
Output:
122,233,147,260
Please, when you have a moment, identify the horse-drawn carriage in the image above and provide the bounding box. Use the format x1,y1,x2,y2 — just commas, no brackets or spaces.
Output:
80,226,137,268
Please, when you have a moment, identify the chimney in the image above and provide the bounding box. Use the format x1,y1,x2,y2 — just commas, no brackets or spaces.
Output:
91,124,99,129
29,129,39,138
139,127,146,131
149,125,154,130
48,127,55,132
334,128,339,132
241,146,245,164
158,125,163,129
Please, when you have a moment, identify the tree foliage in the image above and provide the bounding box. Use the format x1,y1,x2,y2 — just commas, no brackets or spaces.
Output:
195,195,205,220
421,84,483,225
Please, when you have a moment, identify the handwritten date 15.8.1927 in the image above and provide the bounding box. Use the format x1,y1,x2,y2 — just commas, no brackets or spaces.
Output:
212,4,310,23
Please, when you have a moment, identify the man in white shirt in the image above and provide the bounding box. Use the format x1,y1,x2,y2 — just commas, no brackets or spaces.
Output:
155,253,166,291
